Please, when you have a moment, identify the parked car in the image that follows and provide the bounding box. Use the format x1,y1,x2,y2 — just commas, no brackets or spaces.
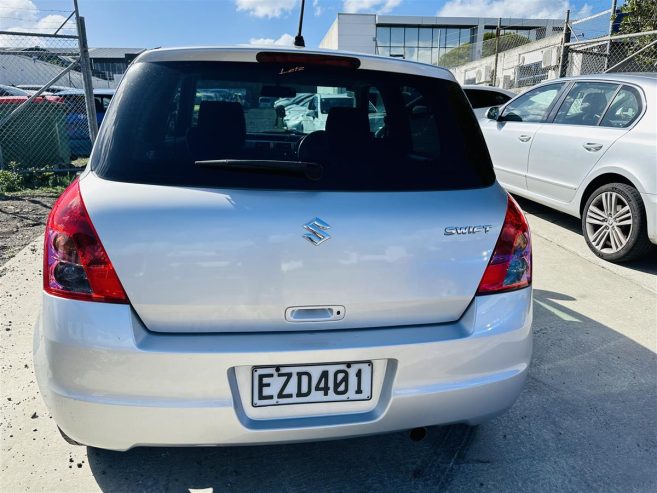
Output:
285,93,356,132
0,84,60,101
462,85,516,119
480,73,656,262
35,47,532,451
16,84,74,94
56,88,115,158
0,89,70,168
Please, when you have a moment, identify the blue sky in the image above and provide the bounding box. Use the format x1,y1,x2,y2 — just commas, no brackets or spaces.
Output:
2,0,617,48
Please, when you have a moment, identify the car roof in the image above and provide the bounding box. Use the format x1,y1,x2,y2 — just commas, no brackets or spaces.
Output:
461,85,516,96
56,88,116,96
543,72,657,87
135,46,456,81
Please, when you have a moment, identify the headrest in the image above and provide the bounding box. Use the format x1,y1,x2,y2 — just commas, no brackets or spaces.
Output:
581,92,607,111
197,101,246,152
325,107,370,142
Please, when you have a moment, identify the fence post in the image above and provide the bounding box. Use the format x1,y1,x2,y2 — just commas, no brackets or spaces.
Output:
491,18,501,86
558,9,571,77
74,0,98,142
605,0,618,70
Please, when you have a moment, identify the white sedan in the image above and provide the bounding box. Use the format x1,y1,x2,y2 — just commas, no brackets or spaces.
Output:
480,73,656,262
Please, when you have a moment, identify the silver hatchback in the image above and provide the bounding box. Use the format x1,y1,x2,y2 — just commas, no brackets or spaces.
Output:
34,47,533,451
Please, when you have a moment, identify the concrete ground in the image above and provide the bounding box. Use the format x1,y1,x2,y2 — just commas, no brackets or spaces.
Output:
1,200,655,493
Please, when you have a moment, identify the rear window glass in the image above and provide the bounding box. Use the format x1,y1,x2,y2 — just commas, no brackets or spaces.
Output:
464,88,512,109
92,60,494,191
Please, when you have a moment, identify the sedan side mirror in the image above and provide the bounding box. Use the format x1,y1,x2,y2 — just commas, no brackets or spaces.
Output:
486,106,501,120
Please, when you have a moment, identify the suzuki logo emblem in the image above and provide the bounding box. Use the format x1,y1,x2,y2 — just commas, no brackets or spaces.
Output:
303,217,331,246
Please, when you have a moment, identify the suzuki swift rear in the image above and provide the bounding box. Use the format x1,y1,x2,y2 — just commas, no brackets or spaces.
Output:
34,47,532,450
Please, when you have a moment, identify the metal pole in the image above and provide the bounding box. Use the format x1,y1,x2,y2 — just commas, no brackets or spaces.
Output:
605,0,618,70
558,9,571,78
491,18,501,86
74,0,98,141
54,11,75,35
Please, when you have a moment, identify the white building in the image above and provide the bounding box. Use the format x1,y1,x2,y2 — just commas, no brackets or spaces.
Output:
320,13,562,67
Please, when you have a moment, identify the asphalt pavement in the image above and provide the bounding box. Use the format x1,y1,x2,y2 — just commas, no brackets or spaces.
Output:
1,200,655,492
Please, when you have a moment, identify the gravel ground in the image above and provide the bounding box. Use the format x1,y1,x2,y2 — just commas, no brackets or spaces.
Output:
0,195,57,267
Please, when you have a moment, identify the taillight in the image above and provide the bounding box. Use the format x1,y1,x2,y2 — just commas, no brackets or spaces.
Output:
256,52,361,69
477,195,532,295
43,178,128,303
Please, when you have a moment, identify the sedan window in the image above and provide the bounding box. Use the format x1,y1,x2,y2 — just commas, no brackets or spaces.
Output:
600,85,643,128
553,82,618,126
501,83,564,122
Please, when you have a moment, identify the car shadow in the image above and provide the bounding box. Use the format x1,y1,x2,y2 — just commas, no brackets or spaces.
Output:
87,289,657,492
514,196,657,276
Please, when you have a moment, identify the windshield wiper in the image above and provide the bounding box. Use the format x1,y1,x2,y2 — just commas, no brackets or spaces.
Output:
195,159,323,181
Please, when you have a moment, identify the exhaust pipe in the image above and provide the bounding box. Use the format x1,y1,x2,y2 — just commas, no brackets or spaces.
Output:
409,427,427,441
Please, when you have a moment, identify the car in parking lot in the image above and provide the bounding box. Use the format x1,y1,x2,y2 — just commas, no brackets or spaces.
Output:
480,73,656,262
462,84,516,119
35,47,533,451
56,88,115,158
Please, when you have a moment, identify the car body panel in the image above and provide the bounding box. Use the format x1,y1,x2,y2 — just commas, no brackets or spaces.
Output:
479,119,541,190
527,124,629,203
80,172,508,334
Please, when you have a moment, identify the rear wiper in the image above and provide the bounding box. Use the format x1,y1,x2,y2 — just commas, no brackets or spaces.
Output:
195,159,323,181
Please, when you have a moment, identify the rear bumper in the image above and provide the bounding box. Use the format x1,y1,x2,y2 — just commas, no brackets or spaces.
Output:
34,288,532,451
641,192,657,244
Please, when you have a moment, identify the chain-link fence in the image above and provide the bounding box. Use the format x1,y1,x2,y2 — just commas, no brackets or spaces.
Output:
448,4,657,92
448,19,565,91
0,7,97,181
564,31,657,76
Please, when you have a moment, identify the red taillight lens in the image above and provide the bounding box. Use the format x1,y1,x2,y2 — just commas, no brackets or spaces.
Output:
477,195,532,295
43,179,128,303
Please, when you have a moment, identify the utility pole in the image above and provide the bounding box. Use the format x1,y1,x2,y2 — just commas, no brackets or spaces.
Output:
74,0,98,141
491,18,501,86
558,9,571,78
605,0,618,70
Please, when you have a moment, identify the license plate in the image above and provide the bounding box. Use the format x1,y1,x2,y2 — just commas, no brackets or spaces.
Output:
252,361,372,407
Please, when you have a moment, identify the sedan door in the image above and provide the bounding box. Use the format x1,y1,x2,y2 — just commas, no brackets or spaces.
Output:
480,83,565,191
526,82,634,204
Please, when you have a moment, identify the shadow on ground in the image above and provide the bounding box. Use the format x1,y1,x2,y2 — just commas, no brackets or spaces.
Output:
87,289,656,492
515,196,657,276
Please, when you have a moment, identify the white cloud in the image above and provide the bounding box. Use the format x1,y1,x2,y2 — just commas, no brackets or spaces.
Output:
249,33,295,46
0,0,76,47
342,0,402,14
313,0,322,16
0,0,75,32
437,0,592,19
236,0,298,18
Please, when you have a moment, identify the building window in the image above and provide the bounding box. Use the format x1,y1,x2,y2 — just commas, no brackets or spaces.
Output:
419,28,432,47
376,24,477,65
390,27,404,46
376,26,390,46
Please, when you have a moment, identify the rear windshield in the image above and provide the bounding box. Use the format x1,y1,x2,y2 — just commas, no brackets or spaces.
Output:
92,60,494,191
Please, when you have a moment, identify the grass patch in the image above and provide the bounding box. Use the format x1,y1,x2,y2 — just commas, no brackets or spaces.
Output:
0,166,78,198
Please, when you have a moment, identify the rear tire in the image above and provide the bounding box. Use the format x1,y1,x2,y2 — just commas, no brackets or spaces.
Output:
582,183,652,262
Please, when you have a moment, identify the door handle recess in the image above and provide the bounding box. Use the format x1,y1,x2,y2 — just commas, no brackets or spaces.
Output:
518,135,532,142
285,305,345,322
583,143,603,152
